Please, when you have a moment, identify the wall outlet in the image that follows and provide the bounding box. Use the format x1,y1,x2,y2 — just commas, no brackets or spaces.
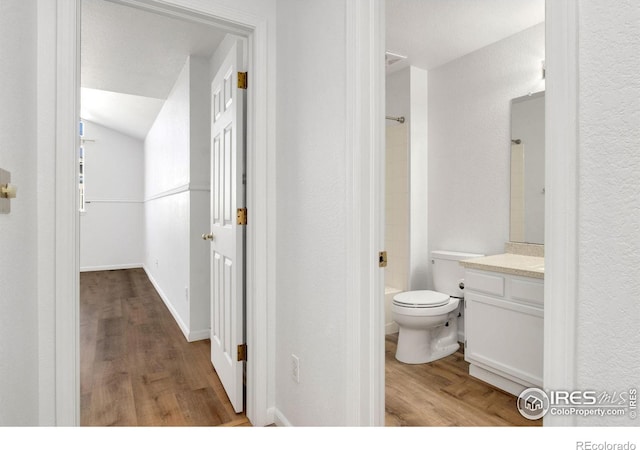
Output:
291,354,300,383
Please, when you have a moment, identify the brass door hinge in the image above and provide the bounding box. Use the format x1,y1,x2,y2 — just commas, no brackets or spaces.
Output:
237,343,247,362
237,207,247,225
238,72,248,90
379,251,388,268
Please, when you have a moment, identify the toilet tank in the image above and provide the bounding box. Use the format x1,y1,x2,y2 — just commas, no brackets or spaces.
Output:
431,250,484,297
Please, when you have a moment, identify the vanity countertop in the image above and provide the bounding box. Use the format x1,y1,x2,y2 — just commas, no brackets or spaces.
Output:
459,253,544,279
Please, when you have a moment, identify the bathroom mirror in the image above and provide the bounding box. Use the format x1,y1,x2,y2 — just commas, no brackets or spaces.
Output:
510,91,545,245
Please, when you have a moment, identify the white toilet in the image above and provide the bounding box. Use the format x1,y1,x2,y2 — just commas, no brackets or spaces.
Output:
391,250,484,364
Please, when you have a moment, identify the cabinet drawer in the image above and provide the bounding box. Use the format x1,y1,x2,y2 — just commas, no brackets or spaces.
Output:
464,270,504,297
511,278,544,306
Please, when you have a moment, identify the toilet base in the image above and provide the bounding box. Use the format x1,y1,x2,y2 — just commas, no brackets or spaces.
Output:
394,322,460,364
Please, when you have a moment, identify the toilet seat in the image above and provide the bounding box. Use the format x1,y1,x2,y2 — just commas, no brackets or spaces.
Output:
393,290,450,308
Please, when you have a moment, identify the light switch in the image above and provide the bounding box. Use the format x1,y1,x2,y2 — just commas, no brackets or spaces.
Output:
0,168,14,214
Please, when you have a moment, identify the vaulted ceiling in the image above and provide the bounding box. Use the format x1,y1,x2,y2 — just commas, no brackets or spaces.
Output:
80,0,226,140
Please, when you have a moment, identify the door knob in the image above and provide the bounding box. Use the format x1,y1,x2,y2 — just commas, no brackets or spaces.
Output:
202,233,214,241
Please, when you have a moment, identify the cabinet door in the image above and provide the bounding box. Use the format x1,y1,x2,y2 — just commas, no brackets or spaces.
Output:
465,291,543,387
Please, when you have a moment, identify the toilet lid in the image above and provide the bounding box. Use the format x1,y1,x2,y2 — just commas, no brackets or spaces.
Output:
393,290,450,308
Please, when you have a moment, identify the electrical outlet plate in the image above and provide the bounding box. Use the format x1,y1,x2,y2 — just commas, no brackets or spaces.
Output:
0,169,10,214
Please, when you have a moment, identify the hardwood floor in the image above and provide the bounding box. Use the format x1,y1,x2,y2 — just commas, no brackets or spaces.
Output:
80,269,250,426
385,333,541,426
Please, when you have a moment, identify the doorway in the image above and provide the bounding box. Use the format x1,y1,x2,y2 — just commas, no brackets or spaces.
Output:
383,0,550,426
48,0,275,426
79,0,246,424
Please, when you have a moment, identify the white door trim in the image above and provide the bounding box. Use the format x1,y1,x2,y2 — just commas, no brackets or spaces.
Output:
543,0,579,426
53,0,81,426
345,0,386,426
44,0,275,426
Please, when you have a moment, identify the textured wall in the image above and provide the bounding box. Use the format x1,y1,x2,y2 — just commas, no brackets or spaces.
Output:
428,23,545,264
144,61,190,197
0,0,39,425
576,0,640,425
276,0,347,426
144,58,191,332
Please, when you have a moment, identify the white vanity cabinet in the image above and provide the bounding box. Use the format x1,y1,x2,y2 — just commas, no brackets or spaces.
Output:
463,268,543,396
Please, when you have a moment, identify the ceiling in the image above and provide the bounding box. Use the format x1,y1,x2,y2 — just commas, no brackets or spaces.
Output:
386,0,545,72
82,0,545,140
80,0,227,140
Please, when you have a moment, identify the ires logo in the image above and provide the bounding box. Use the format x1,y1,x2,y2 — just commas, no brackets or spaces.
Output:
550,390,633,406
518,388,638,420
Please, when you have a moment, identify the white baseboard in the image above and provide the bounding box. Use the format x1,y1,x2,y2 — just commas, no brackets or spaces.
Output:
273,408,293,427
265,407,276,426
188,328,210,342
80,263,143,272
385,322,399,335
142,265,191,342
469,364,527,397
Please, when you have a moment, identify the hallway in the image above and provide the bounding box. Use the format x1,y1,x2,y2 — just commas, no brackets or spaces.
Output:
80,269,248,426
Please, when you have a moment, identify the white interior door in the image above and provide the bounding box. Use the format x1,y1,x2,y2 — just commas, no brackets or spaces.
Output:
207,41,246,413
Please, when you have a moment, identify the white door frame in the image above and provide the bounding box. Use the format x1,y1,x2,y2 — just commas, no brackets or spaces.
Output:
361,0,579,427
542,0,579,426
44,0,276,426
344,0,386,426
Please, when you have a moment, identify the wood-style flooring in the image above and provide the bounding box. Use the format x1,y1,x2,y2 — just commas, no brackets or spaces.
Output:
82,269,538,426
385,333,542,426
80,268,249,426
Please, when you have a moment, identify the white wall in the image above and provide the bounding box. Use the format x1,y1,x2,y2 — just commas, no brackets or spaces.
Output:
275,0,348,426
386,67,410,122
575,0,640,426
189,56,212,336
144,58,191,333
80,120,144,270
0,0,39,426
428,23,545,266
145,62,190,195
408,66,429,290
144,56,211,340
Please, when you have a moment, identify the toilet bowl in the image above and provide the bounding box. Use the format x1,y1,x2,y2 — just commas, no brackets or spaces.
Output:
391,250,484,364
391,291,460,364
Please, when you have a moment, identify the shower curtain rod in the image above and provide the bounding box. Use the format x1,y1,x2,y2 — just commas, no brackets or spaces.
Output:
386,115,405,124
